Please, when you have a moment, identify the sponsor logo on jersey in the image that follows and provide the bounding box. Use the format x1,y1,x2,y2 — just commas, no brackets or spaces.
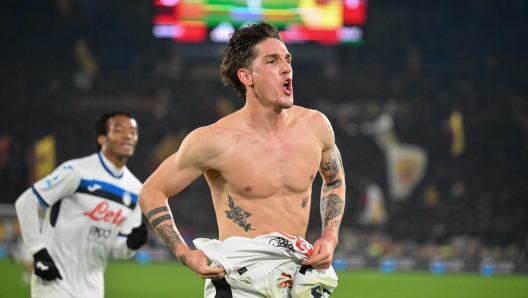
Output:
87,184,102,192
87,225,112,243
84,201,127,226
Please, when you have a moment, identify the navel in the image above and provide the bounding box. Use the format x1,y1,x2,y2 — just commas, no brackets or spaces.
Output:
245,186,252,191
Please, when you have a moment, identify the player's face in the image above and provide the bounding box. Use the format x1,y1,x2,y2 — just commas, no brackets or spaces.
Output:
101,115,138,159
249,38,293,109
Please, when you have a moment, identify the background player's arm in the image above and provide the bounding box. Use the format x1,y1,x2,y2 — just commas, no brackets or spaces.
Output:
15,164,81,254
303,114,346,269
138,128,225,279
112,206,147,259
15,164,80,281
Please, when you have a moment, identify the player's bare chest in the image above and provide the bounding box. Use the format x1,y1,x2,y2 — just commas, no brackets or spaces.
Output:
217,136,322,193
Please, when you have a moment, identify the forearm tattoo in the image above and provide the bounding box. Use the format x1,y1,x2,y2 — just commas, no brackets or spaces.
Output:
321,194,344,228
179,254,188,267
156,224,182,253
224,196,255,232
330,220,341,236
322,145,343,181
323,179,343,192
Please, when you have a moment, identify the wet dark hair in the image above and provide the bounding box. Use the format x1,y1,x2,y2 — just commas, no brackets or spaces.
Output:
220,22,283,99
93,111,136,151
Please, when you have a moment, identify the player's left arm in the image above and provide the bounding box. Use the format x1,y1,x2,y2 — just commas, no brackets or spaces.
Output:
302,112,346,269
112,205,148,259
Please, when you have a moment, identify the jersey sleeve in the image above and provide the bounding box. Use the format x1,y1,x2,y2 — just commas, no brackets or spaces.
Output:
32,163,82,207
15,162,82,254
15,188,46,254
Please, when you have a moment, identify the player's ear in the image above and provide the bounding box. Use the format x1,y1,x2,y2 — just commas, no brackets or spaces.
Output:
238,68,253,87
97,135,106,147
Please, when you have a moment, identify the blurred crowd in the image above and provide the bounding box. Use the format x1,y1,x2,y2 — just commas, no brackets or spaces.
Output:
1,0,527,269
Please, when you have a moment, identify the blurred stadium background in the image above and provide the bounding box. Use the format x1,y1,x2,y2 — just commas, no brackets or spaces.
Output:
1,0,528,295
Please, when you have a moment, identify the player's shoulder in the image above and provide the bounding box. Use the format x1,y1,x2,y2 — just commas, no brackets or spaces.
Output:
183,115,239,152
293,105,331,128
57,153,99,172
292,106,333,145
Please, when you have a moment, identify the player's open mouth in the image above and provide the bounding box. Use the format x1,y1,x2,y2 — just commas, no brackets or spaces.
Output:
283,79,293,95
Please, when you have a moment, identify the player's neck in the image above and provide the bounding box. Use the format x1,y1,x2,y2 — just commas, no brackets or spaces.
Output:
242,97,290,133
100,151,127,169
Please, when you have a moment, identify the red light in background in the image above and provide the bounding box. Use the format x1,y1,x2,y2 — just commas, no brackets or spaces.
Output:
343,0,367,25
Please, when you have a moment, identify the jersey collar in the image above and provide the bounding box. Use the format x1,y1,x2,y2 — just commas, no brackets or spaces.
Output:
97,152,124,178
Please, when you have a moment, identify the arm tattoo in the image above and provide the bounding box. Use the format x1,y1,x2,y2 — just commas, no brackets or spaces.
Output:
301,196,308,208
224,195,255,232
179,253,188,267
330,220,341,236
155,224,182,252
322,145,343,181
328,124,335,143
323,179,343,192
321,194,344,228
146,206,169,221
150,214,173,229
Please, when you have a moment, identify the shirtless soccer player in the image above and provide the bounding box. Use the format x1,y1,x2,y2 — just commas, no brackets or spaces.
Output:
139,22,346,298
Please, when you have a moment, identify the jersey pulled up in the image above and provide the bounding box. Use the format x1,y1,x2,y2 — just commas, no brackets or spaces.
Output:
17,152,142,298
194,232,338,297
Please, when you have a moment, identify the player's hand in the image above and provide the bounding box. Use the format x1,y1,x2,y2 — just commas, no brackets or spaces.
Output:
33,248,63,281
301,235,337,269
179,249,225,280
126,222,149,250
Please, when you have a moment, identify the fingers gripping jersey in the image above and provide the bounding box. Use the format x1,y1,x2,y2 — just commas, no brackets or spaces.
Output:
27,152,142,298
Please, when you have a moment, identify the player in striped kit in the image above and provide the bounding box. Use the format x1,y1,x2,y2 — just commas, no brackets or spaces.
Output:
15,111,148,298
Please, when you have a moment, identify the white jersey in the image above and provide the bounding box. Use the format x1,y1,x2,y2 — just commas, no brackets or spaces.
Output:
15,152,143,298
194,232,338,298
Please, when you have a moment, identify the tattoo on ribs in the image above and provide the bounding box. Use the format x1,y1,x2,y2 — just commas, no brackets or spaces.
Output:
225,196,255,232
323,179,343,192
321,194,344,228
156,224,182,252
322,145,343,181
301,196,308,208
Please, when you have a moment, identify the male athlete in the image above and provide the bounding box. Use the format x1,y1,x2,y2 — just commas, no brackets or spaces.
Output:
15,111,148,298
139,22,345,297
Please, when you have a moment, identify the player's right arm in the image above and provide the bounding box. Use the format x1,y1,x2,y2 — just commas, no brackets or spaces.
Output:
15,163,80,281
138,127,225,279
15,164,80,254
